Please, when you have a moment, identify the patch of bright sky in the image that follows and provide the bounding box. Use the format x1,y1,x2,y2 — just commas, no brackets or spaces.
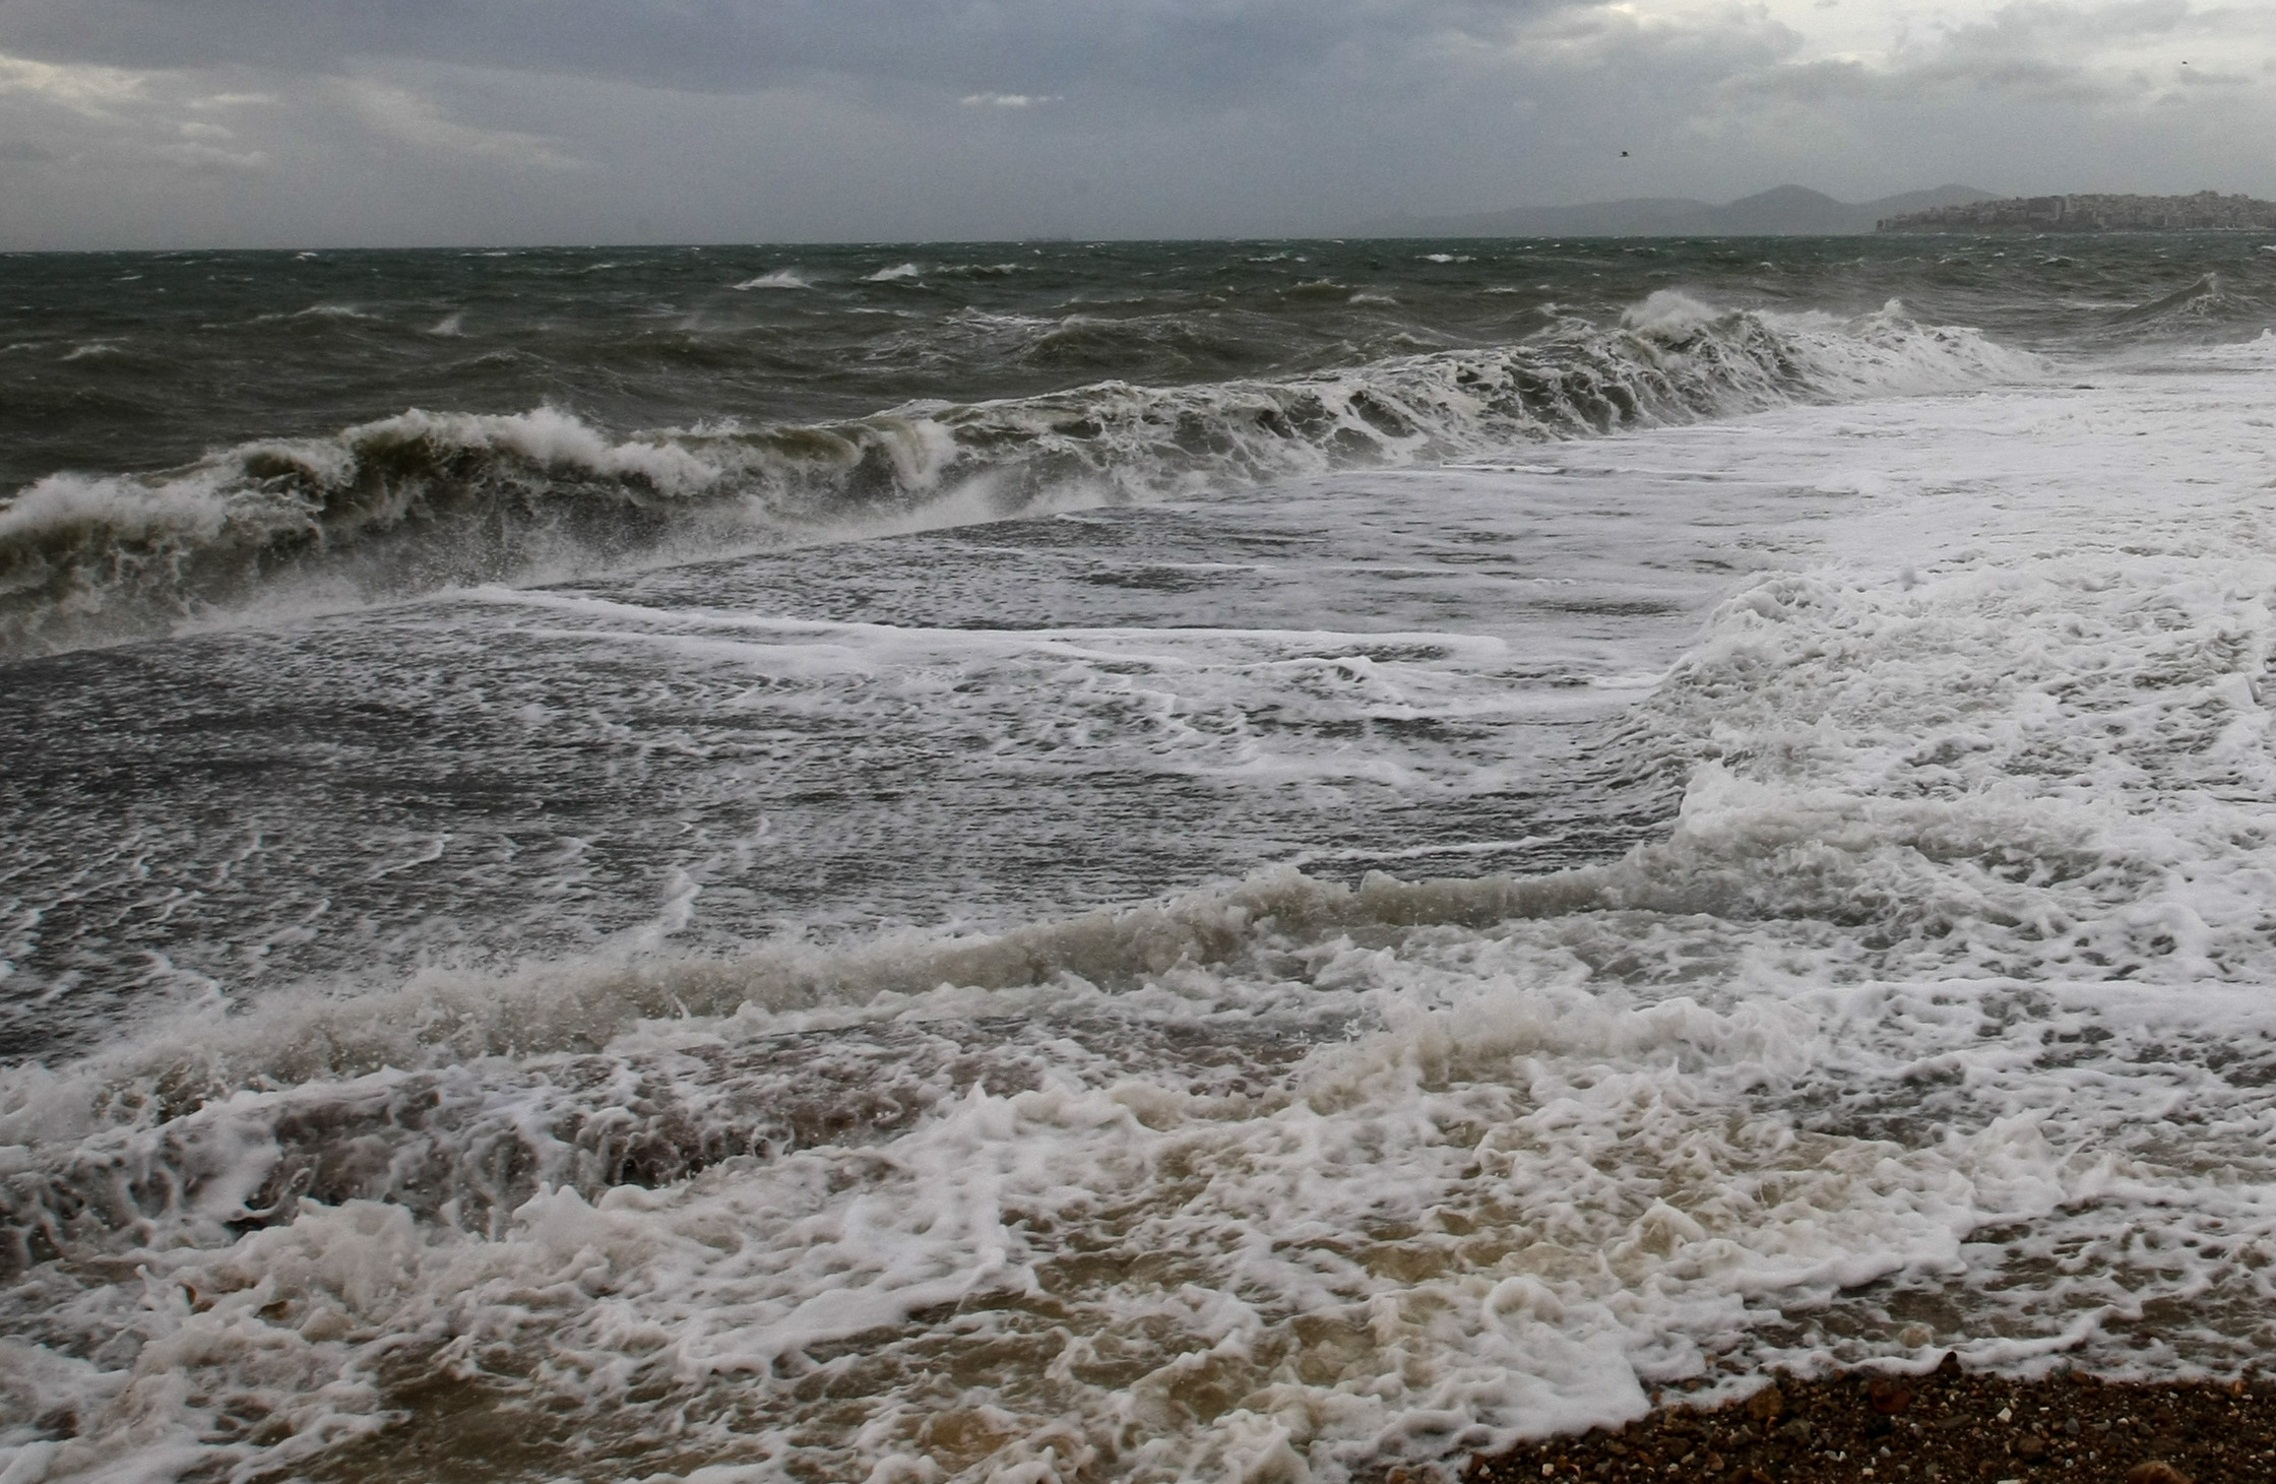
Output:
1605,0,2006,64
1619,0,2275,78
1754,0,2006,64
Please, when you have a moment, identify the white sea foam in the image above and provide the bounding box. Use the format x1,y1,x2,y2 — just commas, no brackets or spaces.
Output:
10,343,2276,1482
865,262,923,282
0,295,2038,658
731,269,811,291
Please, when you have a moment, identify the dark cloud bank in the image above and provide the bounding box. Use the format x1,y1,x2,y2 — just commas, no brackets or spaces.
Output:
0,0,2268,247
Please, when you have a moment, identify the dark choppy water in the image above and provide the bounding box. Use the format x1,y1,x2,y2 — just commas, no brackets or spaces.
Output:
4,236,2270,657
7,233,2276,1484
8,236,2271,492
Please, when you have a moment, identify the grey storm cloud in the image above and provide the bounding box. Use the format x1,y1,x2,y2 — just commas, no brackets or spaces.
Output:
1,0,2272,247
0,0,1585,100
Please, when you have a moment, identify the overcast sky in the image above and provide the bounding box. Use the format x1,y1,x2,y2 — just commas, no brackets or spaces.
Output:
2,0,2272,248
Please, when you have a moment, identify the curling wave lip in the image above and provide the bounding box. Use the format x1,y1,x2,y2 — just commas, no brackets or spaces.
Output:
0,296,2034,659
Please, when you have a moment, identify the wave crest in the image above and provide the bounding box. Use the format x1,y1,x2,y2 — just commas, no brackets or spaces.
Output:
0,299,2035,656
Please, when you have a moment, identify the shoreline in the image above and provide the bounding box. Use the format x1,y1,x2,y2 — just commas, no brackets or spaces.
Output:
1460,1359,2274,1484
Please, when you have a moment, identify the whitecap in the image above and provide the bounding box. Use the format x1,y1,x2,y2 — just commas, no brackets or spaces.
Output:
732,269,811,291
0,295,2038,659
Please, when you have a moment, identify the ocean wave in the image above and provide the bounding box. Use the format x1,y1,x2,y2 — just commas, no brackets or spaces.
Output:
730,268,811,290
2107,271,2275,335
0,407,727,655
0,296,2037,657
259,304,378,324
15,485,2276,1481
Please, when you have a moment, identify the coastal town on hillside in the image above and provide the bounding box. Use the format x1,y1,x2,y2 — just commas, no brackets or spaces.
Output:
1879,190,2276,232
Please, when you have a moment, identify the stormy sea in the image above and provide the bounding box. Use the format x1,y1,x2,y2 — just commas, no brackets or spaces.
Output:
6,234,2276,1483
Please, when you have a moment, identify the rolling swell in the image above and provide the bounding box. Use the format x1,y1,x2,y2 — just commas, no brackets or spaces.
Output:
0,295,2031,657
2107,271,2263,332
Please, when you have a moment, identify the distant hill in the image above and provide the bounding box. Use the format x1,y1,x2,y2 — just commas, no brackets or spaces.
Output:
1878,191,2276,232
1363,184,2000,238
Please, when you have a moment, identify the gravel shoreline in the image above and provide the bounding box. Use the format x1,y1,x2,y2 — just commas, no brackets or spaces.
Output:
1461,1357,2275,1484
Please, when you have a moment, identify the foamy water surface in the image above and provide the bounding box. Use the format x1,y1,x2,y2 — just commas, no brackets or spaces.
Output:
7,240,2276,1483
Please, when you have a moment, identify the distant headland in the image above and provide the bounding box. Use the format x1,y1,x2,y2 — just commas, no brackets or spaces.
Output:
1361,184,1997,239
1877,191,2276,233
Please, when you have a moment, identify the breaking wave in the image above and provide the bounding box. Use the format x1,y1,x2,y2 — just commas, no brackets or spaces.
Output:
730,268,811,290
0,296,2036,657
15,490,2276,1480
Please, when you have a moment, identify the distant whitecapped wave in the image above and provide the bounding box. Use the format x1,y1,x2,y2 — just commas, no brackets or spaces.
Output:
0,295,2035,657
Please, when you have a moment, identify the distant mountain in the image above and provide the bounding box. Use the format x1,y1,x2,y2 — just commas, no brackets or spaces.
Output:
1362,184,2000,238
